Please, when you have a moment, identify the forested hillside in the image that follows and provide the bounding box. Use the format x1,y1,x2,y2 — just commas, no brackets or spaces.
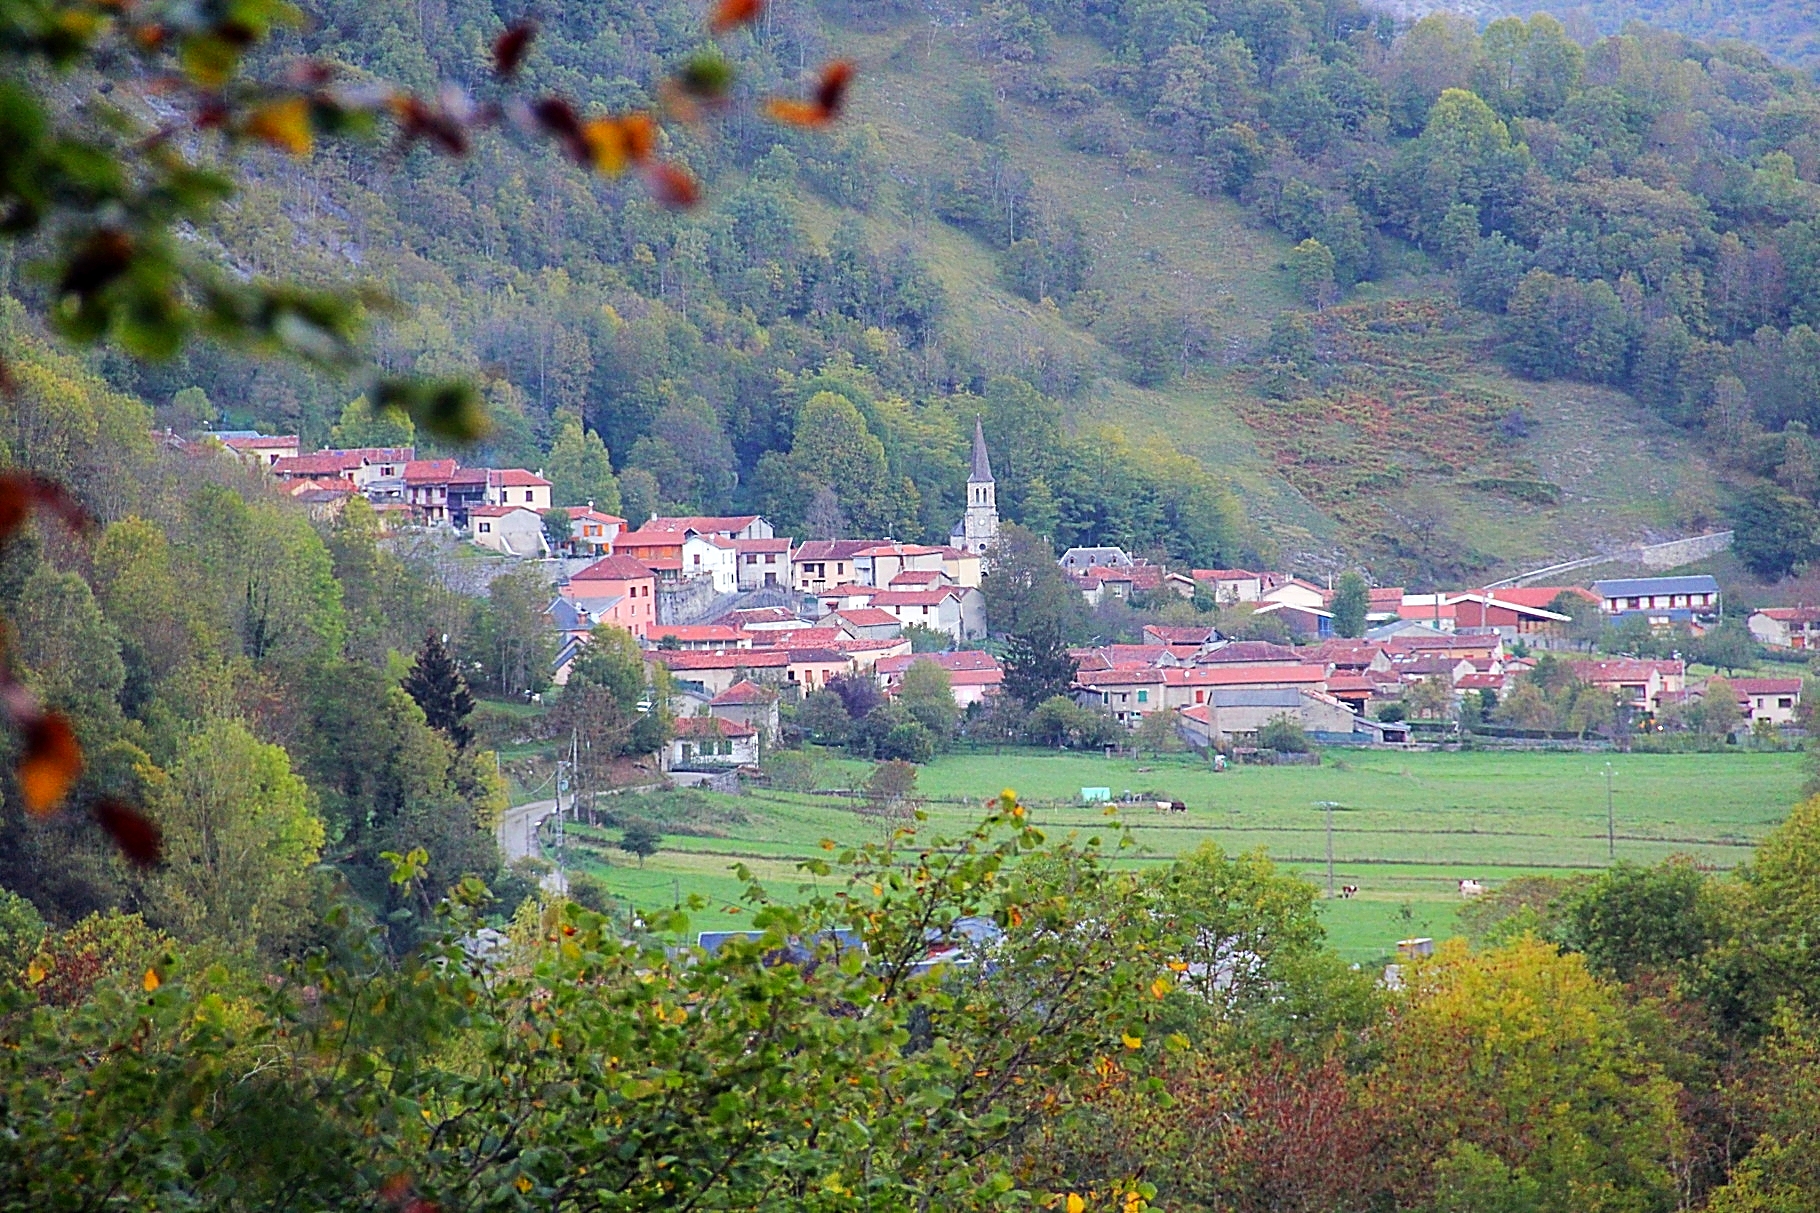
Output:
14,0,1820,578
1380,0,1820,72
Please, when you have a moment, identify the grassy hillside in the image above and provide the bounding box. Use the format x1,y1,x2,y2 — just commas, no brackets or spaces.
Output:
820,13,1722,578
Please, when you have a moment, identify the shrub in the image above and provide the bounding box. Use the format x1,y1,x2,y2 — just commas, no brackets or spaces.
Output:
1259,714,1312,753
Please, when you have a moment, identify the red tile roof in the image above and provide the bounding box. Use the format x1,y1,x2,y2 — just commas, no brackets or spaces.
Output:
648,649,790,670
871,588,963,607
1163,664,1328,687
222,435,297,450
404,459,460,484
1731,678,1802,696
832,608,902,628
649,515,761,534
733,537,792,553
570,555,657,581
652,625,743,644
272,452,361,477
469,504,538,518
748,627,843,648
489,468,550,488
1198,641,1303,664
712,679,778,705
675,715,757,739
889,569,947,587
1755,606,1820,623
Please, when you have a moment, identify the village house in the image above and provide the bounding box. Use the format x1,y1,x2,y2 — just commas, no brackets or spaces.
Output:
868,585,987,642
1249,599,1334,639
486,469,552,512
447,467,490,526
855,543,948,587
939,546,984,588
732,537,793,589
272,448,411,488
1198,639,1305,667
717,606,806,632
1566,658,1686,714
1591,575,1720,619
559,506,626,558
834,636,914,670
874,651,1005,708
1732,677,1802,727
1748,607,1820,650
785,647,857,693
401,459,459,524
1440,593,1575,635
1143,624,1220,650
830,608,905,641
1191,568,1264,604
648,514,774,541
219,434,299,467
651,624,749,651
614,526,737,592
793,539,880,594
709,680,781,743
667,716,760,770
468,505,548,557
560,554,658,639
647,648,791,698
1060,546,1133,575
1175,688,1359,749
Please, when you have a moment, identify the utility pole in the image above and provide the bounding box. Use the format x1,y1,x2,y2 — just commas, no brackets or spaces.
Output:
1316,802,1339,897
1604,761,1615,862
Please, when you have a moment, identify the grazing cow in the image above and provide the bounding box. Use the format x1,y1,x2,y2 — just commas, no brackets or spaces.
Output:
1169,800,1187,813
1339,885,1358,899
1458,879,1485,898
1155,801,1173,813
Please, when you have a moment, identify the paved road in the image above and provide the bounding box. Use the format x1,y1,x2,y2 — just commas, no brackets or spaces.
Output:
498,797,557,861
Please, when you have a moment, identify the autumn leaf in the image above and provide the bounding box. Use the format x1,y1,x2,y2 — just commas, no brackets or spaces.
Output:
94,799,163,867
142,967,160,992
1121,1033,1143,1049
579,113,656,176
19,713,81,816
25,959,45,985
1151,977,1171,999
763,60,855,128
645,162,699,209
246,97,314,155
515,1176,532,1194
0,473,89,538
709,0,763,34
493,22,535,77
1067,1195,1086,1213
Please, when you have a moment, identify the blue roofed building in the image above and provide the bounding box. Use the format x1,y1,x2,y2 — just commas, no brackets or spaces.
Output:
1590,575,1720,618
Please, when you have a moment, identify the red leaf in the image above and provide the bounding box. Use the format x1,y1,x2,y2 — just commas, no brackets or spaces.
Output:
94,800,162,867
709,0,763,34
493,22,536,77
815,60,855,118
0,473,89,541
19,713,82,817
532,97,588,162
57,229,135,297
645,162,700,209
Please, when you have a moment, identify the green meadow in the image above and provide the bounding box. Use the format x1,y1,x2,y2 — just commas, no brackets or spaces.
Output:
561,748,1805,963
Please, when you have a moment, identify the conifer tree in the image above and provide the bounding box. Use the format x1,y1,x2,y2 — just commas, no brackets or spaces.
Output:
403,633,476,749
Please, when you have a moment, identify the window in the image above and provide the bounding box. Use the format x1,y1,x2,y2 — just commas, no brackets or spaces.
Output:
1781,698,1794,708
1195,691,1205,704
1137,690,1149,703
479,522,491,533
524,490,534,502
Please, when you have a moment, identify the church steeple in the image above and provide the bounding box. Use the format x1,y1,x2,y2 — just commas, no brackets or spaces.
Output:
954,417,999,558
969,416,994,483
